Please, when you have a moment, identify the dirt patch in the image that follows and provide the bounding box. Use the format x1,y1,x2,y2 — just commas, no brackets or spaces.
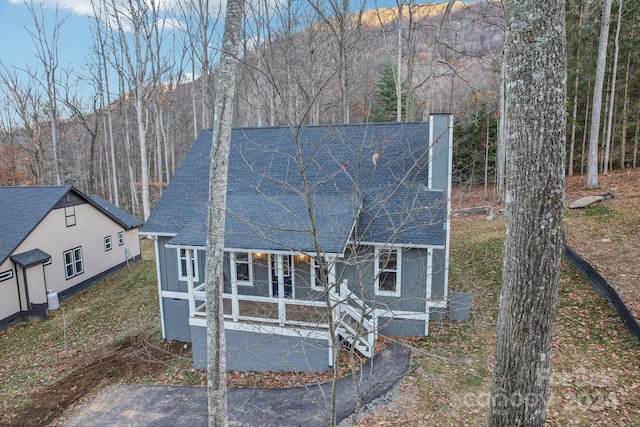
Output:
3,334,187,426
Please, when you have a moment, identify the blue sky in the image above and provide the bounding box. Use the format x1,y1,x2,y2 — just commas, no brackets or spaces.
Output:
1,0,92,74
0,0,425,104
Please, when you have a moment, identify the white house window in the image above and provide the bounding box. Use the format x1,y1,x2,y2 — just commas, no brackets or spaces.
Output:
104,236,112,251
178,248,199,281
375,247,401,297
118,231,124,246
65,206,76,227
232,252,253,286
64,247,84,279
310,257,327,291
0,270,13,282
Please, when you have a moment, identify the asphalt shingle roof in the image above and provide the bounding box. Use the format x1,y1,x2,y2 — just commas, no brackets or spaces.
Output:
142,122,446,253
0,186,71,266
11,248,51,268
88,195,143,229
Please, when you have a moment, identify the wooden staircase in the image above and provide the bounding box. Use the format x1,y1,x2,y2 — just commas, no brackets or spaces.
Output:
330,281,376,357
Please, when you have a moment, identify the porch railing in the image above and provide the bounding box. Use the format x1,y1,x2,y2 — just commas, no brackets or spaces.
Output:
191,280,377,358
191,283,329,329
330,280,376,357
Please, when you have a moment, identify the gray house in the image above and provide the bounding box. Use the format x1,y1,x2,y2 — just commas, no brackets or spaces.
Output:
141,114,453,372
0,186,143,329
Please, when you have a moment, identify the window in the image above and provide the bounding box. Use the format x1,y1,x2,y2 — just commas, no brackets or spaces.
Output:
310,257,328,291
232,252,253,286
64,247,84,279
375,247,401,297
178,248,199,281
104,236,112,251
0,270,13,282
65,206,76,227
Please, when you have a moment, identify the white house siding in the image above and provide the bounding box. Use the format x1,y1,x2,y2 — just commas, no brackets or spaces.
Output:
0,259,20,322
12,202,141,296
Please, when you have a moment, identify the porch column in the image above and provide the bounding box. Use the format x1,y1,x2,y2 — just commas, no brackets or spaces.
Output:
186,248,195,316
276,255,286,326
230,252,239,321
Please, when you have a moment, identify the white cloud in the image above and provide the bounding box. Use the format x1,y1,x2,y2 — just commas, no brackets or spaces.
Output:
9,0,94,16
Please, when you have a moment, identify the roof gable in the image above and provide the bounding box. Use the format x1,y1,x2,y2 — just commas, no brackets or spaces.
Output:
142,122,446,252
0,186,71,265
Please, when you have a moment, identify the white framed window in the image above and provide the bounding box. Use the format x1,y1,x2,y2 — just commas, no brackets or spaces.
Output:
310,257,328,291
231,252,253,286
0,270,14,282
118,231,124,246
178,248,199,281
64,247,84,279
65,206,76,227
374,247,401,297
104,236,112,251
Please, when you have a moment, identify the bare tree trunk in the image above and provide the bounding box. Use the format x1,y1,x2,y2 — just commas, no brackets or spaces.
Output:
205,0,245,425
568,71,579,176
488,0,566,425
603,0,623,175
497,66,505,204
620,51,631,169
587,0,614,188
404,1,417,121
634,108,639,169
420,0,455,118
396,2,403,122
24,2,66,186
581,81,591,175
567,2,585,177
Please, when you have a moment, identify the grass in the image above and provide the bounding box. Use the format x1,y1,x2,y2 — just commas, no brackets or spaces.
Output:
2,202,640,426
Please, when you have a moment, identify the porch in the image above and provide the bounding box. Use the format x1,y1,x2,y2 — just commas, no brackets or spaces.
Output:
188,280,377,360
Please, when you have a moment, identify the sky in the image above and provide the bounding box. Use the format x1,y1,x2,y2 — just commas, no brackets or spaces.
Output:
1,0,93,74
0,0,426,105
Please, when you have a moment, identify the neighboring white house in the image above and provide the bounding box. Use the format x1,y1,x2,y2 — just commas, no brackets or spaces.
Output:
0,186,143,329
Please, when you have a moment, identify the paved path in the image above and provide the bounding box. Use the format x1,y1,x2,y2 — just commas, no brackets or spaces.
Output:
65,342,411,426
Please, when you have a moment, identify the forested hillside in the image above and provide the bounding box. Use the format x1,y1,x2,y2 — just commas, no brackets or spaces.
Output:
0,0,637,219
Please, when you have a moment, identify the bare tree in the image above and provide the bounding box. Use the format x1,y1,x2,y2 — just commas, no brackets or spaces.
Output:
0,67,46,184
587,0,614,188
488,0,566,425
108,0,158,219
22,1,69,185
602,0,623,176
205,0,245,424
307,0,367,124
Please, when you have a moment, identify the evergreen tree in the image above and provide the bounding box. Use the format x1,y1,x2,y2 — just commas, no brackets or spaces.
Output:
371,60,407,122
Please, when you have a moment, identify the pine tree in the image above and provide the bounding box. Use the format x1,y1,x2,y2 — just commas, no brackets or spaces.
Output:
371,60,407,122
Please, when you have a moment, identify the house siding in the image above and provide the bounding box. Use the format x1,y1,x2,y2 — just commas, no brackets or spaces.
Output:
14,202,141,296
0,259,20,324
338,246,431,312
191,325,331,372
163,297,191,341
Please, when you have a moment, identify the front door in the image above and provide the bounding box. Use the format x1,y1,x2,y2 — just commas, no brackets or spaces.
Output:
271,254,293,298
